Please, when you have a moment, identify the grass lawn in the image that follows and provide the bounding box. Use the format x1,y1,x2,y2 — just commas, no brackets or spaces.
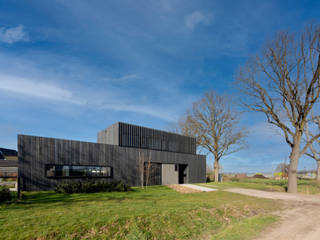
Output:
0,186,282,240
203,178,320,194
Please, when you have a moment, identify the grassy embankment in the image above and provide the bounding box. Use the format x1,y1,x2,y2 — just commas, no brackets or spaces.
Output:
203,178,320,194
0,186,282,240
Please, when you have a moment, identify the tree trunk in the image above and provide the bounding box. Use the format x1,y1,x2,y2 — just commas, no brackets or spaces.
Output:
316,161,320,182
287,142,300,193
214,160,219,182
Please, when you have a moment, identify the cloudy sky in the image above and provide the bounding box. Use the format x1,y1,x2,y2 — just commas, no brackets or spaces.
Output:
0,0,319,172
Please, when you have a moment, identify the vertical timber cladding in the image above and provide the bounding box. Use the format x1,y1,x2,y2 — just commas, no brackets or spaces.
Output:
18,134,206,191
117,122,196,154
97,122,120,146
144,162,161,186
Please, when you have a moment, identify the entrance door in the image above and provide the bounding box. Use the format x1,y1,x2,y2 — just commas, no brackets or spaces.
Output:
178,164,188,184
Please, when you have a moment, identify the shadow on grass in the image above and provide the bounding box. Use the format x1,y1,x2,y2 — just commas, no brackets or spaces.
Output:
3,191,131,208
8,187,173,207
0,186,179,209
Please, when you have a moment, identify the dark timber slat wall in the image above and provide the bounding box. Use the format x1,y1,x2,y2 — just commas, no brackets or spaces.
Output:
18,135,206,191
97,122,196,154
97,122,119,146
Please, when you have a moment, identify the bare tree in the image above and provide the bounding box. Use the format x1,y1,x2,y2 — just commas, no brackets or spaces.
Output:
275,162,289,179
179,90,247,182
139,150,152,188
236,25,320,193
145,153,152,188
275,163,289,174
305,117,320,181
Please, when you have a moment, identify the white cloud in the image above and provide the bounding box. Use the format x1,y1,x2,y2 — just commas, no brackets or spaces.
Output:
0,73,176,121
0,75,85,104
99,102,177,122
0,25,29,44
0,51,185,122
103,74,140,83
185,11,212,30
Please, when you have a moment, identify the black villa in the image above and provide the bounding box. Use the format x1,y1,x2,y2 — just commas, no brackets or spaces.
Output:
18,122,206,191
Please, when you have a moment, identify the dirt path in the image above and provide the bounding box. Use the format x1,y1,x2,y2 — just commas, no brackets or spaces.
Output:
182,184,217,192
167,184,202,193
226,188,320,240
168,184,217,193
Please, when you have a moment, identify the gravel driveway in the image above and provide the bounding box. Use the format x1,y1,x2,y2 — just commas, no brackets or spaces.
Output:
225,188,320,240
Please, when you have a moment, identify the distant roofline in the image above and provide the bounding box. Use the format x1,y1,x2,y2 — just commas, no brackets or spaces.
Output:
0,147,18,156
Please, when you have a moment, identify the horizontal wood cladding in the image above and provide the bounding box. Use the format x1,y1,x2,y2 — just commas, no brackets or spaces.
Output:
18,135,205,191
0,160,18,167
98,122,196,154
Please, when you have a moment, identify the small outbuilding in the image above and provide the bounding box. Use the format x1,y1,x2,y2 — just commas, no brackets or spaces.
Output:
0,147,18,160
0,148,18,179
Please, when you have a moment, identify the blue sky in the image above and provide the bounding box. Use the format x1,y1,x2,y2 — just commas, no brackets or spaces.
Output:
0,0,319,173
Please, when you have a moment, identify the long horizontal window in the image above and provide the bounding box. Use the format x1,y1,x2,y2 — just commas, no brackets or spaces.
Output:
45,165,112,178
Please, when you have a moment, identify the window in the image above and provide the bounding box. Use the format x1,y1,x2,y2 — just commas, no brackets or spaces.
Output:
45,165,112,178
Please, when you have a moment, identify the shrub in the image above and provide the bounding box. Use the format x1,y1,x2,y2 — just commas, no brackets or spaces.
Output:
55,180,131,194
252,173,268,179
230,177,239,182
274,172,282,176
0,186,12,203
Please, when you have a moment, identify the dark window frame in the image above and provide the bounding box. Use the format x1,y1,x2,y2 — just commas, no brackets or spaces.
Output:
45,164,113,179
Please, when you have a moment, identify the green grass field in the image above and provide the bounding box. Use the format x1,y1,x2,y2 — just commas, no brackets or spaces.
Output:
0,186,282,240
203,178,320,194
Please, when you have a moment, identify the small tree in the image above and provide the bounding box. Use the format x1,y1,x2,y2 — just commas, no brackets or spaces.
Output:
138,150,145,188
275,162,289,179
139,150,152,188
145,153,152,188
237,25,320,193
179,90,247,182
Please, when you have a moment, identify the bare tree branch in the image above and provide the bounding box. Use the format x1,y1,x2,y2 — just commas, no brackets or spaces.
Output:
236,24,320,193
304,117,320,181
178,90,247,182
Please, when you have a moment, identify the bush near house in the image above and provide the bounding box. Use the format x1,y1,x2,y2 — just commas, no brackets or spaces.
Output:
55,181,131,194
0,186,12,203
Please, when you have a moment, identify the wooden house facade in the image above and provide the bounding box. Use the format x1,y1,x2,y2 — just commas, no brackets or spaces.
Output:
18,122,206,191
